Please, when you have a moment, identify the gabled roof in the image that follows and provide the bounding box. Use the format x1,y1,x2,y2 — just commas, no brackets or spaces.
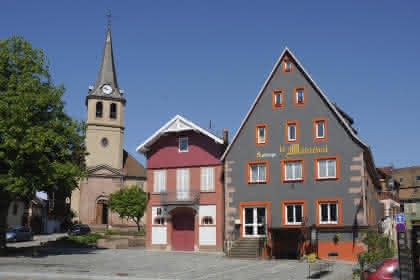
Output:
136,115,224,153
221,47,370,160
87,164,125,177
123,150,146,178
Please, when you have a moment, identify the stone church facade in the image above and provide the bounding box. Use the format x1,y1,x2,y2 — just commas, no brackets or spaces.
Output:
71,24,146,227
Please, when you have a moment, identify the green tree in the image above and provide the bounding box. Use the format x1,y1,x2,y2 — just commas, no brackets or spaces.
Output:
108,186,147,231
0,36,87,253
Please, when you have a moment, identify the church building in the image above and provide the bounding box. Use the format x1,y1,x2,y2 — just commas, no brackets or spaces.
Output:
71,24,146,227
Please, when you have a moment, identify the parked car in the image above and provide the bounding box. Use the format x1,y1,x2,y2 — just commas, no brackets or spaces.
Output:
363,258,400,280
68,224,91,236
6,227,34,242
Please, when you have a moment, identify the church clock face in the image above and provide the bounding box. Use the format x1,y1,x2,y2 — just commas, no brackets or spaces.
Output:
102,84,113,95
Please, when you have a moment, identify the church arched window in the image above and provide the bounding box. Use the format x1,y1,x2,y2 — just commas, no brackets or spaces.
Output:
110,103,117,119
96,102,103,118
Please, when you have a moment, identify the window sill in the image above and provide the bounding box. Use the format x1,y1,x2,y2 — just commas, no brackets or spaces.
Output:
317,223,341,227
151,224,167,227
248,181,268,184
316,177,338,181
151,192,165,195
200,224,216,227
200,191,216,193
314,137,327,142
282,223,304,228
283,179,304,183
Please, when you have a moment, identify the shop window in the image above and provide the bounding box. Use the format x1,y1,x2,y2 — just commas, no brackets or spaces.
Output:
256,124,267,145
285,120,299,143
313,117,328,142
294,88,305,106
282,159,304,182
96,102,103,118
179,137,188,152
272,89,284,108
201,216,214,225
248,161,268,184
314,156,339,180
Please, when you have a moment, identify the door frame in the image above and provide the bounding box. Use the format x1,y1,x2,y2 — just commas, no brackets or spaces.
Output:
239,201,271,238
243,206,267,237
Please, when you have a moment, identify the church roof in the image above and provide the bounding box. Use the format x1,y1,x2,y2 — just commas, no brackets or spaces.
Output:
87,24,125,102
123,150,146,179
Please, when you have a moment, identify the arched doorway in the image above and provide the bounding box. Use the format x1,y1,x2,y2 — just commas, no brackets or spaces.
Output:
171,207,195,251
96,199,108,224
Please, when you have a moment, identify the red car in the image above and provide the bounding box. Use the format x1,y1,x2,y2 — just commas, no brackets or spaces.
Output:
363,258,400,280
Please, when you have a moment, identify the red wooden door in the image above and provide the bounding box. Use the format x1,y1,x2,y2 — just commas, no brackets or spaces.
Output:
172,212,195,251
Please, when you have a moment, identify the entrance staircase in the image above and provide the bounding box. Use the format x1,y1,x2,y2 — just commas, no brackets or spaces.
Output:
227,238,263,259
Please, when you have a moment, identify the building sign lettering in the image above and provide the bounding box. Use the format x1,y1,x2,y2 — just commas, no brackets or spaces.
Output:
280,144,328,155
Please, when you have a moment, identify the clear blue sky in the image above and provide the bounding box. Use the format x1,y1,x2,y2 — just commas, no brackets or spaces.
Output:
1,1,419,168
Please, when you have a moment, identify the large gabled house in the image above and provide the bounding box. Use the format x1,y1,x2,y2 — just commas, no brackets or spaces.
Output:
222,48,383,261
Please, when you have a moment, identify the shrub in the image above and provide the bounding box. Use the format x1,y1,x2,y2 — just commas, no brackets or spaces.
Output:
69,233,102,245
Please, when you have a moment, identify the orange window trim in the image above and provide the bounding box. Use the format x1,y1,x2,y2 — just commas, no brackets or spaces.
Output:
312,117,328,142
239,201,271,238
282,59,293,73
280,158,305,183
281,200,307,227
272,89,284,109
294,87,306,107
313,155,340,181
315,197,343,227
284,120,300,144
256,124,268,146
246,160,269,184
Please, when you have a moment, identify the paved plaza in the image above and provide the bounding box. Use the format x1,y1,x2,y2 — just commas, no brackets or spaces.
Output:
0,248,354,280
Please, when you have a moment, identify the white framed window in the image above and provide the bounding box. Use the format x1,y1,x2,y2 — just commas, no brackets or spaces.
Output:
152,207,166,225
317,159,337,179
249,163,267,183
256,125,266,144
200,167,214,192
316,120,325,138
153,170,166,192
285,204,303,225
319,203,338,224
284,161,303,181
296,89,304,104
288,124,296,141
178,137,188,152
201,216,214,225
176,168,190,200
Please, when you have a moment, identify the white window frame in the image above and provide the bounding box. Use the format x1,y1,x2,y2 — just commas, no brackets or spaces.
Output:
319,203,338,224
296,89,304,104
153,170,166,193
288,124,297,141
257,126,266,144
176,168,190,200
285,204,304,225
152,207,166,225
284,161,303,181
315,120,325,139
249,163,267,183
274,92,282,106
178,137,188,152
200,167,215,192
243,207,267,237
317,159,337,179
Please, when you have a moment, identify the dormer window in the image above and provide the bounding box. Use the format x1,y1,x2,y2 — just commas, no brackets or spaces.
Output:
110,103,117,119
179,137,188,152
96,102,103,118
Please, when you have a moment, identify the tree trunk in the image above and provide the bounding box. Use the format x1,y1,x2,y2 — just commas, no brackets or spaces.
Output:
135,218,140,232
0,198,10,256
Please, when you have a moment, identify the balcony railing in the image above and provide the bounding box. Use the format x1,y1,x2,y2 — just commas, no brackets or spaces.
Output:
160,190,200,205
379,191,400,203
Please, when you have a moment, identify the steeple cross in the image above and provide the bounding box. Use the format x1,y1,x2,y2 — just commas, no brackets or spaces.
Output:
106,9,112,27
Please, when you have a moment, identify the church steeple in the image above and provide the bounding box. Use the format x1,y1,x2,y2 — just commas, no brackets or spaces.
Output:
87,20,125,103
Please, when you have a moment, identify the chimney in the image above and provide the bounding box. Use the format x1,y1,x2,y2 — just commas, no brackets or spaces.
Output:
223,129,229,145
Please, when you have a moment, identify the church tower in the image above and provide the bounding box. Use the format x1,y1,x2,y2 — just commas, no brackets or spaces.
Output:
85,23,125,170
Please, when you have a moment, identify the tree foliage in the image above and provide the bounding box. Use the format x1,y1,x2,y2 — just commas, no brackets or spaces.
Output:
108,185,147,231
0,36,87,252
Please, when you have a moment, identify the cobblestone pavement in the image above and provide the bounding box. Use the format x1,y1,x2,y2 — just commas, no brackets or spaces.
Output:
0,248,355,280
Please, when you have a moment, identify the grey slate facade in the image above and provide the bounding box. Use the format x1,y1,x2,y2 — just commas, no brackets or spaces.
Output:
223,48,382,261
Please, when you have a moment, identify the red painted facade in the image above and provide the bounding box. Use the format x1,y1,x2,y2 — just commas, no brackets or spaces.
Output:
144,129,226,251
147,132,224,169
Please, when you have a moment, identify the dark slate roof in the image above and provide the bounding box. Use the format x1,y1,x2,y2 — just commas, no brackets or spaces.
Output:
123,150,146,179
